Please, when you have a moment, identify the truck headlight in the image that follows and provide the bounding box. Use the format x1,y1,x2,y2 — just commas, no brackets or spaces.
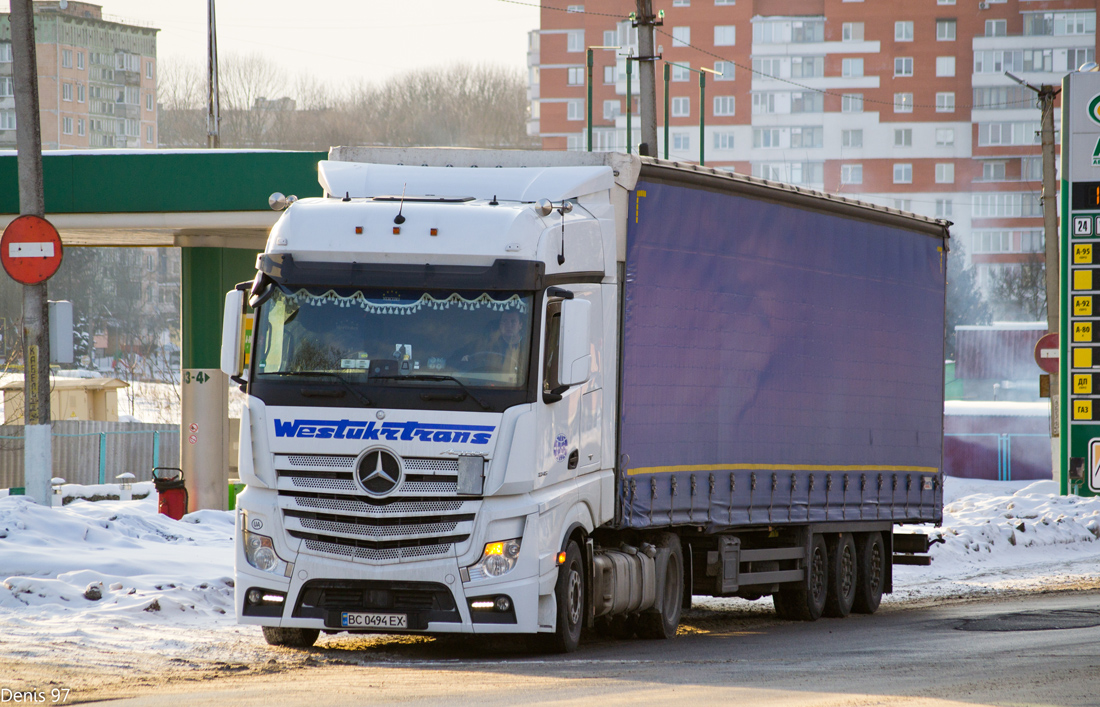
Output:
242,529,287,575
468,538,522,581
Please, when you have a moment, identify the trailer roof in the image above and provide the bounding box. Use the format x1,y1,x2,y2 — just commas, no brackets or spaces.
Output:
638,157,951,241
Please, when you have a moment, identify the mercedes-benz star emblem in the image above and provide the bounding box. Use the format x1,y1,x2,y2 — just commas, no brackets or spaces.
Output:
356,449,402,496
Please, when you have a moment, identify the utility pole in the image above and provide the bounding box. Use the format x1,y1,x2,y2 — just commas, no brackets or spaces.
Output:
632,0,660,156
206,0,220,148
1007,72,1061,469
11,0,52,506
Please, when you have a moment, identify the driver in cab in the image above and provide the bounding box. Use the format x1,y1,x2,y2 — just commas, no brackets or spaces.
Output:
463,309,525,377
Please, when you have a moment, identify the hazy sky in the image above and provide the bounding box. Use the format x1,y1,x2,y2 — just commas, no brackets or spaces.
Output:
17,0,541,86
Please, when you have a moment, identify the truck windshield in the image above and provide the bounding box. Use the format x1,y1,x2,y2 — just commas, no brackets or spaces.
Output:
253,286,533,389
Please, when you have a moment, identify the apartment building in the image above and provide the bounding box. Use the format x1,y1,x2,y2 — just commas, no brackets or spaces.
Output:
529,0,1097,287
0,1,158,150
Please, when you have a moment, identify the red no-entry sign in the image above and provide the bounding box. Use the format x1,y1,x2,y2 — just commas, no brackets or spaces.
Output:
1,215,62,285
1035,332,1059,375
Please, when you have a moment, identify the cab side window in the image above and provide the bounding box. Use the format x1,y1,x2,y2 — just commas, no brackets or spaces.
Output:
543,300,562,393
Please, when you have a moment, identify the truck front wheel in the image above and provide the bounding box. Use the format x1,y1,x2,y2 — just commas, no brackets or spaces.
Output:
541,539,585,653
637,532,683,640
261,626,319,648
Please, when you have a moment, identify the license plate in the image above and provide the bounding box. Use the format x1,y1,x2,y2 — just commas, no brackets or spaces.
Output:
341,612,408,629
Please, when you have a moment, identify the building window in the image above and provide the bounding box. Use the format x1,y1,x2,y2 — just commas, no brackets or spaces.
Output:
672,27,691,47
937,20,956,41
894,93,913,113
972,193,1043,218
938,0,955,4
61,49,72,68
752,93,776,114
567,30,585,52
77,83,85,103
842,58,863,78
62,83,72,102
713,132,734,150
842,129,862,147
1069,48,1096,72
603,99,620,120
936,92,955,112
77,51,84,70
936,57,955,77
753,19,823,44
986,20,1007,37
936,128,954,146
754,128,781,148
972,86,1030,110
894,57,913,77
983,161,1006,181
714,26,736,46
567,99,584,120
841,164,863,184
791,56,823,78
62,116,73,135
603,66,616,84
602,30,617,47
894,199,912,211
1023,49,1052,73
1023,156,1042,181
895,128,912,147
0,44,12,63
0,77,11,97
936,200,953,218
145,93,154,111
753,58,782,78
893,164,913,184
935,163,955,183
978,121,1042,146
672,62,691,82
713,96,736,116
792,92,823,113
715,0,735,5
567,4,584,11
791,126,822,148
0,111,16,130
672,96,690,117
714,61,735,80
77,118,85,136
841,93,863,113
1023,11,1096,36
673,132,691,150
567,67,584,85
146,125,154,144
842,22,864,41
895,21,914,41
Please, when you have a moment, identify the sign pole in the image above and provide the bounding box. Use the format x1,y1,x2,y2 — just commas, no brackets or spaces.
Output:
10,0,52,505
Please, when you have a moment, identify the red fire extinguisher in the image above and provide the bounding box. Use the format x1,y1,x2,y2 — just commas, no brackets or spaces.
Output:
152,467,188,520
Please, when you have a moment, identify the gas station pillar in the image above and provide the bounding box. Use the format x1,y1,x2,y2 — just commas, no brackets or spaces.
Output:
180,246,259,511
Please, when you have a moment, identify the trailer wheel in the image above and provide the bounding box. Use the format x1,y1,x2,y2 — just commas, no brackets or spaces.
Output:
261,626,319,648
540,539,585,653
852,531,885,614
775,533,827,621
637,532,683,639
823,532,857,618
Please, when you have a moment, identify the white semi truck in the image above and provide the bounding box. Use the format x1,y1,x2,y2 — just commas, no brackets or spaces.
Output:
221,148,947,652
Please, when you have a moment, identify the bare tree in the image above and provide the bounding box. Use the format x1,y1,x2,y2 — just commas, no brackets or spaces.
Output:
988,261,1047,322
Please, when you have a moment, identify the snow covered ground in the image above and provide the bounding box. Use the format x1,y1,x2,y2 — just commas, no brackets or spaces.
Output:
0,477,1098,669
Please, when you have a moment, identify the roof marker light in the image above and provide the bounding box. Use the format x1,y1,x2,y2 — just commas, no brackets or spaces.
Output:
430,228,438,236
355,227,363,234
393,227,401,235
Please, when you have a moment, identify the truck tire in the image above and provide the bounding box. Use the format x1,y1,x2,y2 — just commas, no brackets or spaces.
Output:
823,532,857,618
637,532,683,640
852,531,885,614
775,533,827,621
540,539,585,653
261,626,319,648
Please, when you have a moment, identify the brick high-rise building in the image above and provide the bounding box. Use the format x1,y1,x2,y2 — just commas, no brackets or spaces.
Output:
529,1,1096,291
0,1,158,150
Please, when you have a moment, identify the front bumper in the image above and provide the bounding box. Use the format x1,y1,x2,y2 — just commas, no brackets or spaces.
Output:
236,550,542,634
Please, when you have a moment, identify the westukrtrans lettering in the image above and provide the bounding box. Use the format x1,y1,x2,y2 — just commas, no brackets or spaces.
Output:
273,419,494,444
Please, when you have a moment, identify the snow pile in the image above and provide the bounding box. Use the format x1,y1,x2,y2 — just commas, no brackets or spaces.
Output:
0,493,235,622
892,478,1100,599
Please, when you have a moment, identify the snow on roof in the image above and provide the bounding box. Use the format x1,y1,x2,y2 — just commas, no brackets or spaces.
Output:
955,322,1047,331
945,400,1050,417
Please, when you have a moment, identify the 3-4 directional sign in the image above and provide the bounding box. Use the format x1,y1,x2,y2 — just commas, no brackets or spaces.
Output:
1,215,62,285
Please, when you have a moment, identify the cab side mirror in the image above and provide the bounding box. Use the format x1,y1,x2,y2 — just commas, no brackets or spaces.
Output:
558,298,592,387
220,289,245,377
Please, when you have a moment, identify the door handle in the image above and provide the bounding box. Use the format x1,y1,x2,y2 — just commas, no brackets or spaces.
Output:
568,450,579,470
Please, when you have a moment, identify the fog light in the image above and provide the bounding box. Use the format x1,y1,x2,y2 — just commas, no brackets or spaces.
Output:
247,588,262,604
494,596,511,612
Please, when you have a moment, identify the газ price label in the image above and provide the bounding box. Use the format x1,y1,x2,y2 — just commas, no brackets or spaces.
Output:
0,215,63,284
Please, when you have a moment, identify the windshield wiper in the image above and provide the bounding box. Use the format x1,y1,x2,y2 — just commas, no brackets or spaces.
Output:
372,373,492,411
276,371,373,407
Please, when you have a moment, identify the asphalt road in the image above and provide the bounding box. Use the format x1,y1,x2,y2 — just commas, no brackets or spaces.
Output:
17,590,1100,706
